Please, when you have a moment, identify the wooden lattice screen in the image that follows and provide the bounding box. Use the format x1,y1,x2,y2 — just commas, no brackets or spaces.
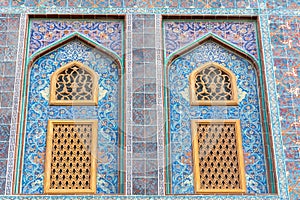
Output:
44,120,97,194
191,120,246,193
189,62,238,106
50,61,98,106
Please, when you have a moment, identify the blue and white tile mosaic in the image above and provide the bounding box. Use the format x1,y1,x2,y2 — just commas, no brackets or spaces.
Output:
21,39,121,194
29,19,123,57
164,20,259,59
168,41,268,194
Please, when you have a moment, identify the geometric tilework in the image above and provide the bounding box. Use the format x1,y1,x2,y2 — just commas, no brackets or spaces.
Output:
0,14,20,195
269,15,300,200
168,41,268,194
9,0,259,8
29,19,123,57
21,40,120,194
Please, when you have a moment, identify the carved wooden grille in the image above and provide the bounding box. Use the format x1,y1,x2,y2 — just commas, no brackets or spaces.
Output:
191,120,246,193
50,61,98,105
44,120,97,194
190,62,238,106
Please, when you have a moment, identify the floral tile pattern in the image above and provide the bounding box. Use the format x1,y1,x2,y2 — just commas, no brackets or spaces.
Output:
168,41,268,194
164,20,258,59
21,39,120,194
29,19,123,57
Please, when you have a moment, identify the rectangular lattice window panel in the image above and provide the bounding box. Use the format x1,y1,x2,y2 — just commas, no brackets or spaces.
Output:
191,119,246,194
44,120,97,194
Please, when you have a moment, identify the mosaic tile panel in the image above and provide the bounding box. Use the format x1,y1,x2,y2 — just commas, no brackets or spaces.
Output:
8,0,259,8
168,41,268,194
29,19,123,57
0,14,20,195
164,20,258,59
269,14,300,200
21,39,120,194
131,14,158,195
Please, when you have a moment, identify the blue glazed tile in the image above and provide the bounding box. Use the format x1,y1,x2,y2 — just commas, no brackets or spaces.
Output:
146,142,157,159
146,159,158,177
133,109,145,125
133,125,145,141
286,161,300,188
0,32,7,46
133,142,146,159
144,79,156,93
132,160,146,177
2,62,16,77
144,63,156,78
7,17,20,32
132,178,146,195
285,146,300,159
132,20,144,33
4,46,17,61
0,125,10,141
133,93,145,108
145,178,158,195
144,94,156,108
7,32,18,46
280,107,298,133
133,49,144,62
144,110,156,126
166,0,179,7
0,142,8,158
0,18,7,31
143,48,155,62
0,108,11,124
0,160,7,178
144,126,157,142
133,78,145,93
0,178,5,194
0,92,13,107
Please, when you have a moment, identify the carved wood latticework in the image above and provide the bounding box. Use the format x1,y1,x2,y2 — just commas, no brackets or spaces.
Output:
50,61,98,106
189,62,238,106
44,120,97,194
191,120,246,194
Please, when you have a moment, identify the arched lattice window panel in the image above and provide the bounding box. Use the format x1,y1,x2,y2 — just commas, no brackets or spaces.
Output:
50,61,98,106
189,62,238,106
191,119,246,194
44,120,98,194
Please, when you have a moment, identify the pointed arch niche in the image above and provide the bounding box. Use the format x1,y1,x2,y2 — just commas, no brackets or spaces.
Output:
16,34,124,195
165,35,276,195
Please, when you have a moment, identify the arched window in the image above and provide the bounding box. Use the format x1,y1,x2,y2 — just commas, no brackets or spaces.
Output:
50,61,98,106
189,62,238,106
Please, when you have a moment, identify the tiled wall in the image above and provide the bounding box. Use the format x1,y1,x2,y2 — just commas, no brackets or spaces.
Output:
0,14,20,195
270,15,300,200
131,14,158,195
0,1,299,199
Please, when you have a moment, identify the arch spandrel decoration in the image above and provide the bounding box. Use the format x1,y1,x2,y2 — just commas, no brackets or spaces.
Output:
50,61,99,106
189,62,238,106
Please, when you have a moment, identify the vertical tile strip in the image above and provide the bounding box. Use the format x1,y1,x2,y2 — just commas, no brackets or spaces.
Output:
155,14,165,196
259,14,289,199
125,14,133,195
5,13,25,195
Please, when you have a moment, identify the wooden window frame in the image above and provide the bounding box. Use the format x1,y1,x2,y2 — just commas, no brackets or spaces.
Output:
191,119,246,194
44,119,98,194
49,61,99,106
189,62,238,106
